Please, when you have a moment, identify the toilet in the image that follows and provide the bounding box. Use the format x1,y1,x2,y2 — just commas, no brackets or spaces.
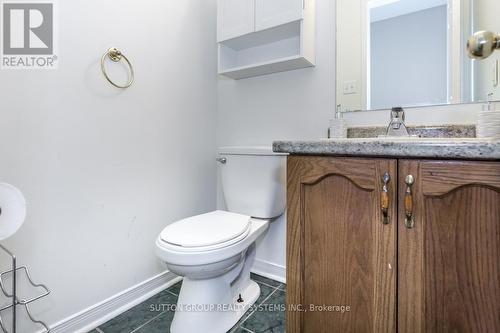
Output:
155,146,287,333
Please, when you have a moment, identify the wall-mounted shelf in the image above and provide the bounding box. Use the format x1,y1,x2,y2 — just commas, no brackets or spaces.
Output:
217,0,315,80
219,55,314,80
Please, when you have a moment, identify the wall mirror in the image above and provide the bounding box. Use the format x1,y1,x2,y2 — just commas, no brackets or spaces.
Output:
336,0,500,112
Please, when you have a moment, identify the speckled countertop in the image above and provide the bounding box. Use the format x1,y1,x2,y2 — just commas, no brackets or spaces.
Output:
347,124,476,138
273,138,500,160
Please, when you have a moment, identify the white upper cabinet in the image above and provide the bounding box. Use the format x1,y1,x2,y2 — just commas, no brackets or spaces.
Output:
217,0,315,79
255,0,303,31
217,0,255,42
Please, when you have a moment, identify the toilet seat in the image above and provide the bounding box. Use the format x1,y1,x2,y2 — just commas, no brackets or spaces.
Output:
160,210,251,252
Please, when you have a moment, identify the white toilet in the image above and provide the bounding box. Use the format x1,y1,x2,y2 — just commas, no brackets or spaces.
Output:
155,146,287,333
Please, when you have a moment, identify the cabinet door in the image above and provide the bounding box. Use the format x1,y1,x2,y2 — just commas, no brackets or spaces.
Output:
287,157,397,333
398,160,500,332
217,0,255,42
255,0,303,31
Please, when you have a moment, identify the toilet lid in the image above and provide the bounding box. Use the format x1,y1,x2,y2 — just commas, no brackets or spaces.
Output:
160,210,251,248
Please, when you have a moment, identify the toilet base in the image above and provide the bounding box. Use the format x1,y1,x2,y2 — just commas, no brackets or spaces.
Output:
170,244,260,333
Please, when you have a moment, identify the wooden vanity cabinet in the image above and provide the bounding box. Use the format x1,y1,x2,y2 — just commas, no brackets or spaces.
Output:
398,160,500,332
287,157,398,333
287,156,500,333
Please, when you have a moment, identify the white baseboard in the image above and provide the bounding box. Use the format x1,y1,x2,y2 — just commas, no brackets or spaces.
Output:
251,259,286,284
48,271,181,333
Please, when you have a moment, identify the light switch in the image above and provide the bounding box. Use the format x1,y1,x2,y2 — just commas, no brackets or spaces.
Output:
343,81,357,95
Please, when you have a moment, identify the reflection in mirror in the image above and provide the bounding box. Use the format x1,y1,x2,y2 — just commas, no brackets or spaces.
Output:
336,0,500,112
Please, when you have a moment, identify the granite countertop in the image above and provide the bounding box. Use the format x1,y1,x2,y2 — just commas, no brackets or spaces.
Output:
273,138,500,160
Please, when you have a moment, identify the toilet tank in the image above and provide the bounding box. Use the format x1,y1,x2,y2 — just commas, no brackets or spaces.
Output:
218,146,287,219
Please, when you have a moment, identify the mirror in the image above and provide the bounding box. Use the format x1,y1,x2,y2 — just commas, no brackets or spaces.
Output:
336,0,500,112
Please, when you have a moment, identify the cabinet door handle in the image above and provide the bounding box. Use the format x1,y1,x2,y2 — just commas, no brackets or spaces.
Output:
404,175,415,229
381,172,390,224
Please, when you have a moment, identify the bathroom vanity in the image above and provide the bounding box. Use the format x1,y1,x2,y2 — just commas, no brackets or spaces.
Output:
274,138,500,332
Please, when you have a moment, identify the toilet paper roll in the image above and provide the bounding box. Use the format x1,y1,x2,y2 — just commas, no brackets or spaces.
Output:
0,183,27,240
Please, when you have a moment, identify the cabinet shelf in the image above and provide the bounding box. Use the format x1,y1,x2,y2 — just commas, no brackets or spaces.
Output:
217,0,315,80
219,54,313,80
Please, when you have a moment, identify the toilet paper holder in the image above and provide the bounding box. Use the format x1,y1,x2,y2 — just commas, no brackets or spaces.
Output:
0,244,51,333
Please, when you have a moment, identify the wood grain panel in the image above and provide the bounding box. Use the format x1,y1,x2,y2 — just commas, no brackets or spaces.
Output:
424,186,500,331
288,156,378,189
303,175,374,332
398,161,425,333
287,156,396,333
399,160,500,332
287,156,305,332
421,161,500,196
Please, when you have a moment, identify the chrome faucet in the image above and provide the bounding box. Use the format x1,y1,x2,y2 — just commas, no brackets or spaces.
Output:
386,107,410,137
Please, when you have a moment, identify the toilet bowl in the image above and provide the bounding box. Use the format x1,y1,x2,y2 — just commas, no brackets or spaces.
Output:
155,147,287,333
155,211,269,333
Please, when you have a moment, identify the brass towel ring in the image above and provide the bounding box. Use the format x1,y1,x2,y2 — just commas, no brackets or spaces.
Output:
101,47,134,89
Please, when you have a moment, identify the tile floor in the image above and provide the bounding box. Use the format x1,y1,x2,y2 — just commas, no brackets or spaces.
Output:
88,274,285,333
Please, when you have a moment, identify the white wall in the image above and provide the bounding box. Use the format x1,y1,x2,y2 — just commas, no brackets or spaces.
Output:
336,0,363,112
0,0,217,329
216,0,482,281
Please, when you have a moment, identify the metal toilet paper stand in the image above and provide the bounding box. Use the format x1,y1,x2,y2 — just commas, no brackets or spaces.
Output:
0,244,51,333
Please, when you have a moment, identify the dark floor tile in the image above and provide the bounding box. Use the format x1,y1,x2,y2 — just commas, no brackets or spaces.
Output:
149,288,180,307
97,276,285,333
167,280,182,296
133,309,176,333
100,290,178,333
229,326,253,333
250,273,281,288
229,282,275,332
254,282,276,306
138,283,266,333
241,289,285,333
